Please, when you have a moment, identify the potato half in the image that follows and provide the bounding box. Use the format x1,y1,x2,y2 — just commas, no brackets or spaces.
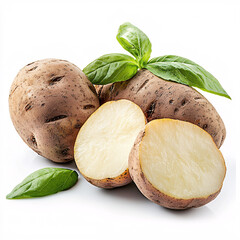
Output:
74,100,146,189
129,119,226,209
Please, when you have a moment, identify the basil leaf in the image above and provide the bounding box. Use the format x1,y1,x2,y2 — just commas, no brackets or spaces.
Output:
83,53,138,85
117,22,152,68
146,55,230,99
6,168,78,199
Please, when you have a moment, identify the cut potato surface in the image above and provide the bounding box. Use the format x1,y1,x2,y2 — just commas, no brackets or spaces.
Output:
129,119,226,209
74,100,146,188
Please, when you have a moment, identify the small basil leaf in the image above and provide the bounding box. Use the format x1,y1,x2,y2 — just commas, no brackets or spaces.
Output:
6,168,78,199
83,53,138,85
117,22,152,68
146,55,231,99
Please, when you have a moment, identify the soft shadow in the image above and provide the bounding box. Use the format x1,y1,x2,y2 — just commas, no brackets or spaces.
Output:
61,160,78,170
160,204,215,218
34,155,79,171
99,182,149,203
99,184,215,218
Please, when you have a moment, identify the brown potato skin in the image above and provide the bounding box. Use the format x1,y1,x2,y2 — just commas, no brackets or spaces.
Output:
82,169,132,189
129,131,222,210
9,59,99,163
97,69,226,148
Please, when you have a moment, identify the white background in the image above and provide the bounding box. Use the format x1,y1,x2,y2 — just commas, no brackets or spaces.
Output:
0,0,239,239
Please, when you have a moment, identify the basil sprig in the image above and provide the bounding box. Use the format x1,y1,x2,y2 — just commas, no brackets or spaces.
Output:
146,55,230,99
83,53,138,85
117,22,152,68
6,168,78,199
83,22,230,99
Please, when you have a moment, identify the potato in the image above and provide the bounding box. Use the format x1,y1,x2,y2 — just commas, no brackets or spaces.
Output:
97,69,226,148
129,119,226,210
9,58,99,163
74,100,146,188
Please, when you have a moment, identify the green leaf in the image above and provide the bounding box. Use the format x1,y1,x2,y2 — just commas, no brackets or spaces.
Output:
83,53,138,85
6,168,78,199
117,22,152,68
146,55,231,99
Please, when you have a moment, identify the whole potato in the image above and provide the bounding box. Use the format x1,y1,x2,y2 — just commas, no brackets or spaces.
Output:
97,69,226,148
9,59,99,163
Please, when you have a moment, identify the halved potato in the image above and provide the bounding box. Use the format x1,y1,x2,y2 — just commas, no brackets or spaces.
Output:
74,100,146,188
129,119,226,209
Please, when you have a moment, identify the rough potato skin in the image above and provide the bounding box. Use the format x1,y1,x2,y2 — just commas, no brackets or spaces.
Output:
97,69,226,148
9,59,99,163
129,131,222,210
82,169,132,189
